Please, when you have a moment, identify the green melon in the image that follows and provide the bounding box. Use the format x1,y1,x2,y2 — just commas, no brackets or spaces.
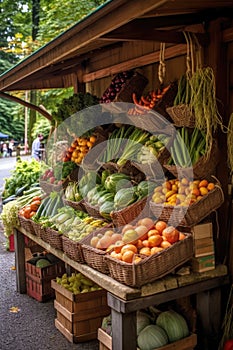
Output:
36,258,52,268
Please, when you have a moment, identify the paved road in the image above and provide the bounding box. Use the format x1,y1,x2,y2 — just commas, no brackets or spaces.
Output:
0,155,31,191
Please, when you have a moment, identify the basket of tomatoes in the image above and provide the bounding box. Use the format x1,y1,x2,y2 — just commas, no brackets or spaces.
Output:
18,197,42,235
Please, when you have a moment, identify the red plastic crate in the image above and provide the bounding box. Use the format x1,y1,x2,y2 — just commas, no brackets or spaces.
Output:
9,234,14,252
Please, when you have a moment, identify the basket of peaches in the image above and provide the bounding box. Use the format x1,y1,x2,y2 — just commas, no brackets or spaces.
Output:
89,217,193,287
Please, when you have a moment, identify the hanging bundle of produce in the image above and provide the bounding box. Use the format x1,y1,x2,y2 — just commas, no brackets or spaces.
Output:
127,86,171,115
128,43,177,116
100,70,148,104
167,32,225,158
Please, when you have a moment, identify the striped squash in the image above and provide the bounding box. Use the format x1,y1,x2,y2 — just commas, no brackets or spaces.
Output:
137,324,168,350
156,310,189,342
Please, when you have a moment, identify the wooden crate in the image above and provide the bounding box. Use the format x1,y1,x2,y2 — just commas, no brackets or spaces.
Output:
51,280,110,343
98,328,197,350
25,260,65,302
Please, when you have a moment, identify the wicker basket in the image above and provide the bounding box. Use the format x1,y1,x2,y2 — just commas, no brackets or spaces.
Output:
163,139,220,180
44,227,63,250
31,221,47,239
155,82,178,112
40,178,68,195
105,233,193,287
61,235,85,263
115,71,148,103
18,215,35,234
83,201,104,220
166,104,196,128
62,197,86,212
80,227,114,274
110,196,150,227
100,160,146,184
149,178,224,227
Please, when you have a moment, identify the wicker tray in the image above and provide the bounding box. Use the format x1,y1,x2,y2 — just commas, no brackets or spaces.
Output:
44,227,63,250
163,139,220,180
18,215,35,234
62,197,86,212
80,227,114,274
110,196,150,227
105,233,193,287
149,179,224,227
61,235,85,263
166,104,196,128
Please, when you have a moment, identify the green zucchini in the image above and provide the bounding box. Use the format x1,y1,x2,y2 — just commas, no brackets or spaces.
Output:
34,196,50,220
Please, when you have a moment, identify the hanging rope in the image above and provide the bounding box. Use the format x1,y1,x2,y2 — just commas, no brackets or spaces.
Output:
158,42,166,86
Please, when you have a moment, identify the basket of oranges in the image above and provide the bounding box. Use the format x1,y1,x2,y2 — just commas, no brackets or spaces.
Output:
104,217,193,287
149,176,224,227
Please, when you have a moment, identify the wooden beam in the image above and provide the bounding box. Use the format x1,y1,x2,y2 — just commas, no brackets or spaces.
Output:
0,0,170,91
83,43,187,83
0,91,52,121
102,29,209,46
223,26,233,43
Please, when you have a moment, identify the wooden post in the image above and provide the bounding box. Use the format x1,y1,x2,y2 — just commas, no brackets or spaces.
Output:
205,19,229,265
14,227,26,293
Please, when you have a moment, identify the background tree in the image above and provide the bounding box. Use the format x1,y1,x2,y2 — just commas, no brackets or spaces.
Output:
0,0,107,146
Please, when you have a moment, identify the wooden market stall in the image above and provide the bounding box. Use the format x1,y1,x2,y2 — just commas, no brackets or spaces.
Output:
1,1,233,349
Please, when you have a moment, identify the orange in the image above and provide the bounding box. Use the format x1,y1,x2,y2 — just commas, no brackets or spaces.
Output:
155,221,167,234
207,182,215,191
147,229,161,237
192,188,200,197
139,247,151,256
151,246,163,255
142,240,149,247
110,251,122,260
179,232,186,240
121,244,137,255
160,241,172,249
162,226,180,244
199,187,209,196
199,179,208,188
148,235,163,247
136,239,144,250
122,250,135,263
134,256,142,264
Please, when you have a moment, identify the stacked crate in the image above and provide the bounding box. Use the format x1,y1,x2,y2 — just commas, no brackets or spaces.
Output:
51,279,110,343
25,259,65,302
191,222,215,272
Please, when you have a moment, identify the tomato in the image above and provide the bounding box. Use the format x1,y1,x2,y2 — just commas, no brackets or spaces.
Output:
223,339,233,350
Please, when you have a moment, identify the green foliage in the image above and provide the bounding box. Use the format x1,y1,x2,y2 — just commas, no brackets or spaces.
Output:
38,0,108,44
52,92,100,125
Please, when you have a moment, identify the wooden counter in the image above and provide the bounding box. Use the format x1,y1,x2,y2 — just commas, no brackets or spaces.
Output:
14,227,229,350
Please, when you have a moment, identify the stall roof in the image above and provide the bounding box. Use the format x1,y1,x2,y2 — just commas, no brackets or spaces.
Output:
0,0,233,92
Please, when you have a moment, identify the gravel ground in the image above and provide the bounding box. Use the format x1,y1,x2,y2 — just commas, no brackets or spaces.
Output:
0,224,99,350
